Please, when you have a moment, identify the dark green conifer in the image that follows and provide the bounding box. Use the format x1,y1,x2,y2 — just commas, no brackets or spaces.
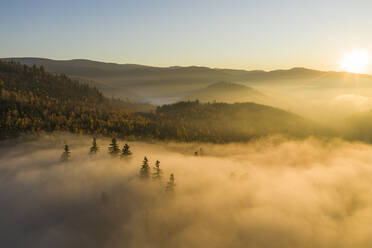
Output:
165,173,176,192
121,143,132,157
108,138,120,156
140,156,150,179
60,144,70,162
152,160,162,180
89,137,98,154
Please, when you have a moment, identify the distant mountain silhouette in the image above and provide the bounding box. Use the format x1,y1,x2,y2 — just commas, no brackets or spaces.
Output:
4,58,372,103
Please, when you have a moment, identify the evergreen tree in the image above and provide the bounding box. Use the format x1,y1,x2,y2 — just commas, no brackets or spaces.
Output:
152,160,162,180
89,137,98,154
60,144,70,162
165,173,176,192
108,138,120,156
121,143,132,157
140,156,150,179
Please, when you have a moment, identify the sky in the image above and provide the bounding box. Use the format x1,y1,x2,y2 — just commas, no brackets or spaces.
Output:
1,0,372,72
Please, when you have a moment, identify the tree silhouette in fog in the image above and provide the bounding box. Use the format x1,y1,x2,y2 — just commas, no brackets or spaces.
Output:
89,137,98,155
152,160,162,180
121,143,132,158
60,145,70,162
165,173,176,192
108,138,120,156
140,156,150,179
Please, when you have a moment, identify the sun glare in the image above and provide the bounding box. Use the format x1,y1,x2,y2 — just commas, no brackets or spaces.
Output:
341,50,370,73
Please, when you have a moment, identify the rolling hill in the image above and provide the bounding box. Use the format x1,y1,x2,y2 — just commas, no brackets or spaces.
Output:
183,81,266,103
5,58,372,104
6,58,372,124
0,60,327,142
151,101,326,142
2,58,233,101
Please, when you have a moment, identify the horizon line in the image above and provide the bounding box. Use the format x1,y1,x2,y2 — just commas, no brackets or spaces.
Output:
2,56,371,76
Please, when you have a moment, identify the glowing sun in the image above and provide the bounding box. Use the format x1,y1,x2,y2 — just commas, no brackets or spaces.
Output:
341,50,370,73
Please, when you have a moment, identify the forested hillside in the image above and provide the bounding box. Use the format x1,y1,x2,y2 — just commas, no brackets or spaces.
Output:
0,60,325,142
0,60,155,139
151,101,323,142
183,81,266,103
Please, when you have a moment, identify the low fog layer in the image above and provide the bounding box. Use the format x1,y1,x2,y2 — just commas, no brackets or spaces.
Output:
1,134,372,247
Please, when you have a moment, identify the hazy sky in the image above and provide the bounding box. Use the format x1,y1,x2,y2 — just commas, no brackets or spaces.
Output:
1,0,372,72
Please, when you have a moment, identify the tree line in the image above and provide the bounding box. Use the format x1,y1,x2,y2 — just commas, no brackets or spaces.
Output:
61,138,176,192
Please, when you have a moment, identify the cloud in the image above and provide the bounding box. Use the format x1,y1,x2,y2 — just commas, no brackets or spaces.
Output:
1,134,372,247
330,94,372,114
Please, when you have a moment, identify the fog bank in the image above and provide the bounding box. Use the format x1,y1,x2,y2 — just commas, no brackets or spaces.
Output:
1,134,372,247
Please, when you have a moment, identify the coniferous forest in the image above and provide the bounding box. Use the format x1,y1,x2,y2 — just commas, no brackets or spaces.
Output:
0,60,330,142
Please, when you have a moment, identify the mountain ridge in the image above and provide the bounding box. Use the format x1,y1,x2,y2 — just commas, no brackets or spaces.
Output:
3,58,372,106
5,57,371,76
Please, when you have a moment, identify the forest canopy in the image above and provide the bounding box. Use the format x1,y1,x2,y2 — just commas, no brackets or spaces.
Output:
0,60,330,142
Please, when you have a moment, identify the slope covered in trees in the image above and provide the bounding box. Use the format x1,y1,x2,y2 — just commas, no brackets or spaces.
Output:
0,60,154,139
150,101,324,142
183,81,266,103
0,60,326,142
